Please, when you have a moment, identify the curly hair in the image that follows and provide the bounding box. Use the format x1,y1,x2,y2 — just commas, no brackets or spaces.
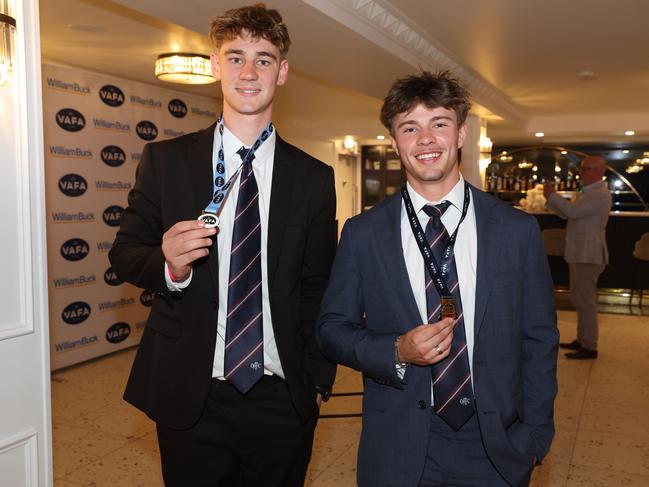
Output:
208,3,291,58
380,71,471,133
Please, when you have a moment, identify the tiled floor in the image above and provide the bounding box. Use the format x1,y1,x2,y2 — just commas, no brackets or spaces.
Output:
52,310,649,486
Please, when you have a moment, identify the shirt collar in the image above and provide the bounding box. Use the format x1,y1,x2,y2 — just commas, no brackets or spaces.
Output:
407,175,465,215
220,122,276,164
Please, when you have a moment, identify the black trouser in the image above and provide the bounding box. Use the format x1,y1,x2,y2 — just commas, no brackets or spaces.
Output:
157,375,317,487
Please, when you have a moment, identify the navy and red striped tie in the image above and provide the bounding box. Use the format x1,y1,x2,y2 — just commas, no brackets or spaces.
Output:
224,147,264,394
423,203,475,431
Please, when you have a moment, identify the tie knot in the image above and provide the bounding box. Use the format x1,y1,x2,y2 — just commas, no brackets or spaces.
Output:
237,146,254,163
423,201,451,219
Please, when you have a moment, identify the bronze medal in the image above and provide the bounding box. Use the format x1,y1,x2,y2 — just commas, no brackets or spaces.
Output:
440,296,457,319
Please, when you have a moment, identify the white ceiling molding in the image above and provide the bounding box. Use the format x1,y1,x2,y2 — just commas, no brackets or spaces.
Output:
302,0,528,126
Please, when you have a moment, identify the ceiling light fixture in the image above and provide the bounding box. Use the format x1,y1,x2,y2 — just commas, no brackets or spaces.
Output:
0,3,16,87
535,132,544,138
155,53,215,85
625,130,635,136
578,70,595,81
377,135,385,140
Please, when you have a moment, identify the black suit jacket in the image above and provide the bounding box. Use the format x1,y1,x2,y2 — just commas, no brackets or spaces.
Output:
109,123,337,429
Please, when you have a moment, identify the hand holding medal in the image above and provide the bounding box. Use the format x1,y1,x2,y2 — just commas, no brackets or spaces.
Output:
161,220,218,282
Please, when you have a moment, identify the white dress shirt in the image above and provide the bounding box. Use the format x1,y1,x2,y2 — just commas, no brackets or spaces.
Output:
400,176,477,403
165,123,283,379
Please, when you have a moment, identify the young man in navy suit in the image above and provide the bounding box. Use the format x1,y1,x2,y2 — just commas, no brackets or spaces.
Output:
317,71,558,487
110,4,336,486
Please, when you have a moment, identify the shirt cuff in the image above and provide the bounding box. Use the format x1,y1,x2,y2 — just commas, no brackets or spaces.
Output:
164,262,192,291
395,363,407,381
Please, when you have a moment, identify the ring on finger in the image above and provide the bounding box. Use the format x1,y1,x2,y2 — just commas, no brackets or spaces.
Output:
435,344,443,355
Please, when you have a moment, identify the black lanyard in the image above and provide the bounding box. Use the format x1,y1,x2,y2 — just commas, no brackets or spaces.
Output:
402,181,470,318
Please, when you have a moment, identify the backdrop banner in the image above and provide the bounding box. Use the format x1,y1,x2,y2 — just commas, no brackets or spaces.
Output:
43,63,219,370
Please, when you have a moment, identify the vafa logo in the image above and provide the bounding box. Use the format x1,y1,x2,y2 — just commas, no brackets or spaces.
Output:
58,174,88,197
168,99,188,118
104,266,123,286
106,322,131,344
56,108,85,132
61,301,91,325
101,145,126,167
136,120,158,141
140,289,155,307
99,85,125,107
60,238,89,262
102,205,124,227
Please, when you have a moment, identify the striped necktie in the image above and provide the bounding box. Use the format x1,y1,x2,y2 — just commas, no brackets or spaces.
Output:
423,202,475,431
224,147,264,394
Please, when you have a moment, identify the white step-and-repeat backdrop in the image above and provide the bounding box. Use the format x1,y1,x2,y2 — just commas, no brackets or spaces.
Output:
43,63,219,370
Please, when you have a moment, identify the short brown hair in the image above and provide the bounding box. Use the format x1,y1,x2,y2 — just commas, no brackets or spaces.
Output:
380,71,471,134
208,3,291,58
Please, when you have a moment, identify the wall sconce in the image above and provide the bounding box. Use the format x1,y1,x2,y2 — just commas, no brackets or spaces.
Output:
343,135,357,153
155,53,215,85
0,0,16,87
479,135,492,158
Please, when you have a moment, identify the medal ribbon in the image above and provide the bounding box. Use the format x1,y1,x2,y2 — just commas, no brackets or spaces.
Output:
202,114,274,216
402,181,470,306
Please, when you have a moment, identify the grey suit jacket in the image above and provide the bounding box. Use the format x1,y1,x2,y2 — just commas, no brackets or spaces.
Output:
316,186,558,487
546,181,612,265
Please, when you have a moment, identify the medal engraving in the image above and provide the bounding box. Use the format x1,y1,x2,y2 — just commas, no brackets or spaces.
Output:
440,296,457,319
197,212,219,228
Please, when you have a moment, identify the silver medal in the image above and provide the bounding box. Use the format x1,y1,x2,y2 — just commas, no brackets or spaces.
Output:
197,212,219,228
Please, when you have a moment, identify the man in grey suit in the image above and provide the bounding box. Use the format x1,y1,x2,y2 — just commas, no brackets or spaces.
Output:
316,71,558,486
544,156,611,359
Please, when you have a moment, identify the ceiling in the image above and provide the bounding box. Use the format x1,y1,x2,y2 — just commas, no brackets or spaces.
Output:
40,0,649,146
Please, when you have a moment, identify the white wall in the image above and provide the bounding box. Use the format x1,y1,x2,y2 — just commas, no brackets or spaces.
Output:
0,0,53,485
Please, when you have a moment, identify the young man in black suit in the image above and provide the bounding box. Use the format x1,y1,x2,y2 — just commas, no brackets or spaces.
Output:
109,4,337,486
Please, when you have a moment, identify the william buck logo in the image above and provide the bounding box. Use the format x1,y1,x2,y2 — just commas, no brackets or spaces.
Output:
60,238,89,262
99,84,125,107
168,99,188,118
58,173,88,197
56,108,85,132
136,120,158,141
100,145,126,167
106,322,131,344
102,205,124,227
61,301,91,325
104,266,123,286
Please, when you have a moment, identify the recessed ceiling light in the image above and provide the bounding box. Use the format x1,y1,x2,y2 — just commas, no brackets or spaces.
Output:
535,132,544,138
625,130,635,136
561,150,567,155
578,70,595,81
67,23,107,33
623,150,630,154
377,135,385,140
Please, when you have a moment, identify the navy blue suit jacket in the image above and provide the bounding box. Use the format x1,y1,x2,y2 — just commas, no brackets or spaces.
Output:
316,186,558,487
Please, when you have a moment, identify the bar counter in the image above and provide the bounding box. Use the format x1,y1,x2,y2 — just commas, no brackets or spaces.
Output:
528,210,649,289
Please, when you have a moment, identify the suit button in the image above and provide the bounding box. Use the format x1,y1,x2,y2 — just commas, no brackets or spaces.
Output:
418,400,427,410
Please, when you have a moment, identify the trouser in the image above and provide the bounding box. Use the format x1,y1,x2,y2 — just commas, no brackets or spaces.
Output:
419,413,532,486
156,375,317,487
569,262,605,350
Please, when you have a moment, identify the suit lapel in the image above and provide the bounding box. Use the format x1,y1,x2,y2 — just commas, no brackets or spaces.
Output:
372,193,422,330
472,187,501,337
267,136,295,287
188,123,218,281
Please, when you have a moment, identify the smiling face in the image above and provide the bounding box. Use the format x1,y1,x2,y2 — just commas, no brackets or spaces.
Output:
211,32,288,124
390,103,467,200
